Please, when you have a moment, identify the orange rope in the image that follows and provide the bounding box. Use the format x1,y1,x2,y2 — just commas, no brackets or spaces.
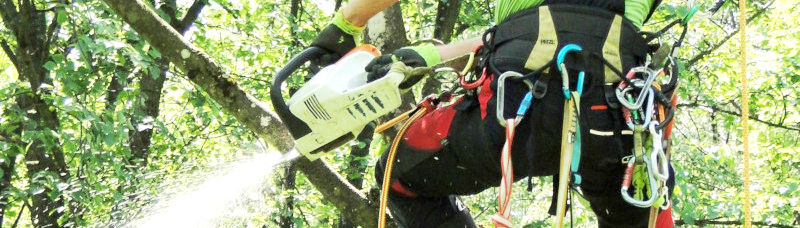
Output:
375,109,415,134
491,119,516,228
378,107,428,228
739,0,752,227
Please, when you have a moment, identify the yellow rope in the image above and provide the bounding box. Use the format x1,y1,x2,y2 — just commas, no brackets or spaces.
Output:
375,109,414,134
739,0,752,227
378,107,428,228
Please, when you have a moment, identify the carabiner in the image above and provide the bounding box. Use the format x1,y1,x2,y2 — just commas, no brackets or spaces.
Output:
620,155,660,208
495,71,533,127
556,44,585,98
622,87,655,130
616,67,656,110
649,121,669,182
461,67,487,90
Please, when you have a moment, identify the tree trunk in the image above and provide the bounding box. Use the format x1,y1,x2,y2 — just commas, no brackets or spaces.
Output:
433,0,462,43
337,124,374,228
278,163,297,228
100,0,387,226
0,108,20,228
364,4,409,53
364,3,416,141
0,1,70,226
128,0,205,167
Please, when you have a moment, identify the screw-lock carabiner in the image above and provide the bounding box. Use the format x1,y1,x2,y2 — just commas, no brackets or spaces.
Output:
620,153,660,208
495,71,533,127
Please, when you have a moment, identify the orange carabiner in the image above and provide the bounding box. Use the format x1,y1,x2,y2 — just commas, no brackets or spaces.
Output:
460,67,487,90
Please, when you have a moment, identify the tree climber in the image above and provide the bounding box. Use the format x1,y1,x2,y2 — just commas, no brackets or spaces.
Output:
311,0,676,227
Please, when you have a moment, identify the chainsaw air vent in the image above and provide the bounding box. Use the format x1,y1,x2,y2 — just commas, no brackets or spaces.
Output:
304,95,331,120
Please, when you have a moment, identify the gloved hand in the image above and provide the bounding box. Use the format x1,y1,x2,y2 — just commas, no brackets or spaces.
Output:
365,44,441,89
311,10,364,67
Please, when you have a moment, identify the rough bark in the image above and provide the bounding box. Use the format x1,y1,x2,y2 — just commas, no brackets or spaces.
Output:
433,0,462,43
364,4,409,53
100,0,383,226
0,1,70,226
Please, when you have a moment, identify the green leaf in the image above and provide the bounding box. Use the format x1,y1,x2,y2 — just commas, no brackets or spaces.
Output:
57,10,68,25
148,49,162,59
43,61,56,71
103,134,117,146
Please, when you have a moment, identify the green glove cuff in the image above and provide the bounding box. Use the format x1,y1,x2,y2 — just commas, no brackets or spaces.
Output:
332,10,365,36
405,43,441,67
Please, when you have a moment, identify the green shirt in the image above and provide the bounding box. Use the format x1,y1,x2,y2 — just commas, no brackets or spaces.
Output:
494,0,656,27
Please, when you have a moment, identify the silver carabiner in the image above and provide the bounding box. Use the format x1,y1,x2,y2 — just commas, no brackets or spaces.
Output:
620,154,660,208
659,186,671,210
622,87,655,130
649,121,669,182
495,71,533,127
616,66,658,110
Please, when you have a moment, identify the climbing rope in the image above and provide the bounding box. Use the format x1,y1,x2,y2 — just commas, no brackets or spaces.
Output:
739,0,752,227
377,104,429,228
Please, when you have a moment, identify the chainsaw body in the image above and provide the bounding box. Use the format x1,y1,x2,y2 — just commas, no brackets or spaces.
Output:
272,45,405,160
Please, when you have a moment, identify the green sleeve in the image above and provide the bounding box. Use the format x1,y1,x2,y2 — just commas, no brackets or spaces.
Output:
624,0,656,27
494,0,657,28
494,0,544,23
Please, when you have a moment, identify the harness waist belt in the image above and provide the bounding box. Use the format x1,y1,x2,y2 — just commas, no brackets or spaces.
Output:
491,4,649,83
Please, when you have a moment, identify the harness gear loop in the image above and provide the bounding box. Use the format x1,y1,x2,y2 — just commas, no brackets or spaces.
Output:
554,44,586,228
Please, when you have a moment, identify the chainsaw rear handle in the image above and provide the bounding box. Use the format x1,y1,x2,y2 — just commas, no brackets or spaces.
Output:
270,46,328,139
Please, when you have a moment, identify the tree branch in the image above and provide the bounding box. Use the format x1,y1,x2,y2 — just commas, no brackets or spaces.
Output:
675,219,792,228
0,0,20,31
0,39,18,69
433,0,461,43
678,102,800,132
0,133,24,145
178,0,205,33
686,0,774,66
100,0,383,226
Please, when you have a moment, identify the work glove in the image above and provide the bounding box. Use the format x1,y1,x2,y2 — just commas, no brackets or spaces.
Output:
311,10,364,67
365,44,441,89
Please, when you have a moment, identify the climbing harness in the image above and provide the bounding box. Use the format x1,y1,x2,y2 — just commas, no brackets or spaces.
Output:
553,44,586,228
491,71,534,227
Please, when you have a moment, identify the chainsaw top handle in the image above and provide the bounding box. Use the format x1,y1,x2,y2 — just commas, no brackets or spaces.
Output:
270,46,327,139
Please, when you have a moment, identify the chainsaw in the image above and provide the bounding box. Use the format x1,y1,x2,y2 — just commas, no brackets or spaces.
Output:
270,45,407,160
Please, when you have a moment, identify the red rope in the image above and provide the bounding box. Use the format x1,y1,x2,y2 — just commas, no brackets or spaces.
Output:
492,119,516,227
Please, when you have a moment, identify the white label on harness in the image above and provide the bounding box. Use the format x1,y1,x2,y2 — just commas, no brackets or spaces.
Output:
590,129,633,136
